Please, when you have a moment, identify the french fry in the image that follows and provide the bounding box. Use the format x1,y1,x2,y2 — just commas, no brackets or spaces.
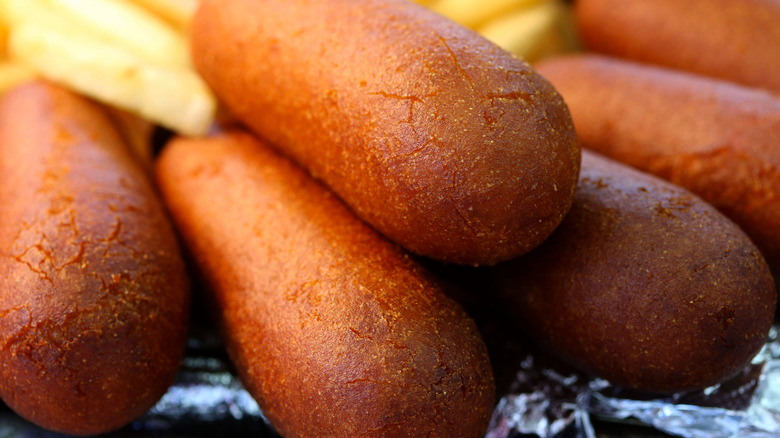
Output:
0,60,35,93
0,0,189,70
40,0,190,69
0,14,8,58
478,1,568,62
429,0,545,29
0,0,62,29
125,0,199,31
8,21,215,135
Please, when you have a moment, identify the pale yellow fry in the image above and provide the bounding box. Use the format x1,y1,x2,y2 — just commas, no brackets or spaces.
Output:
125,0,199,31
478,1,567,63
430,0,546,29
0,61,35,94
0,0,121,55
0,22,7,58
9,22,215,136
0,0,59,28
39,0,190,69
0,0,189,69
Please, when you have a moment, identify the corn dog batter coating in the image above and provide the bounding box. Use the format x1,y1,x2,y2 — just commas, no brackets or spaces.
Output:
191,0,581,265
536,54,780,264
156,130,496,437
492,151,776,393
575,0,780,93
0,81,190,435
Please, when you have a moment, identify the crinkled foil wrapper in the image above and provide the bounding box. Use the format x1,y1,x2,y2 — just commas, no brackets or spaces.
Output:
0,320,778,437
487,326,780,438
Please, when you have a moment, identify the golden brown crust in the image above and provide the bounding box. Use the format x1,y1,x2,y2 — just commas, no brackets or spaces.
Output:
575,0,780,93
155,130,495,438
535,54,780,263
191,0,581,265
0,81,190,435
492,151,776,394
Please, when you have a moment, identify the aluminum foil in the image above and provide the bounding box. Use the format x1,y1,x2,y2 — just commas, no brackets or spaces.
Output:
486,326,780,438
131,321,780,438
1,319,777,437
128,324,281,437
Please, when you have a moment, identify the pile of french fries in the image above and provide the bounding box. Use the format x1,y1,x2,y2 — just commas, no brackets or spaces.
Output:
0,0,575,147
417,0,579,62
0,0,213,137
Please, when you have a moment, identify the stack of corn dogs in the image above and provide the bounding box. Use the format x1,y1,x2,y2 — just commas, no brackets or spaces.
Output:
0,0,776,436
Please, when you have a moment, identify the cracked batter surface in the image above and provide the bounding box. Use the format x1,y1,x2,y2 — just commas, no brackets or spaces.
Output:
156,131,495,438
0,82,189,435
192,0,581,265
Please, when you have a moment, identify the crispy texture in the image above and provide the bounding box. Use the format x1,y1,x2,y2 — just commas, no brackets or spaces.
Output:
0,81,190,435
491,151,776,393
155,130,496,438
535,54,780,264
574,0,780,93
191,0,581,265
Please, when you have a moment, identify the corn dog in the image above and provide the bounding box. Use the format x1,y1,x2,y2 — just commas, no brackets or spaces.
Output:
492,150,776,393
575,0,780,93
0,81,190,435
190,0,581,265
155,130,496,437
535,54,780,263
